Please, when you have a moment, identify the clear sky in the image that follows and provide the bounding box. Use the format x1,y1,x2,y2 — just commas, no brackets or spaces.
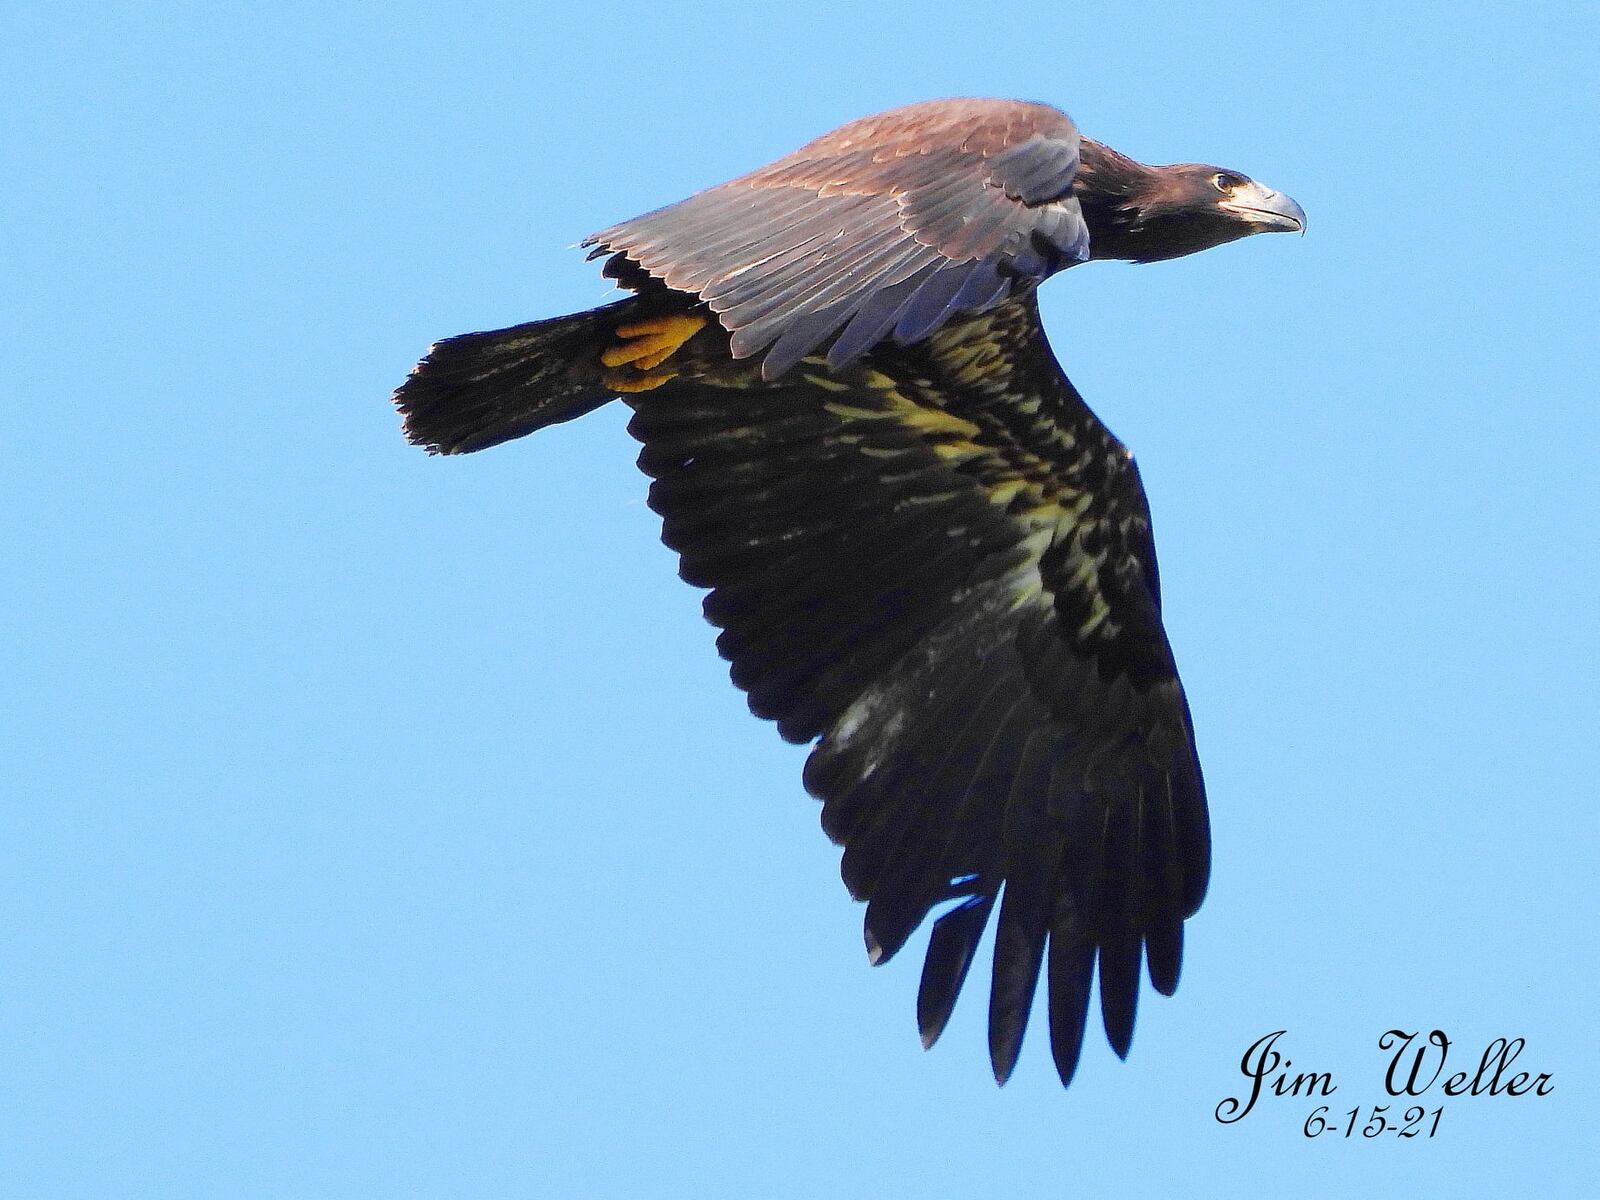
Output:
5,2,1597,1196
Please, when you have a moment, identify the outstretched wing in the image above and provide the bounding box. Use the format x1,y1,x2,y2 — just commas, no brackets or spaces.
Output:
625,296,1210,1086
586,99,1090,380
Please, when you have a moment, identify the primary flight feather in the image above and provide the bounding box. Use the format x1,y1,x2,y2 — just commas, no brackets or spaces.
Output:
393,97,1304,1088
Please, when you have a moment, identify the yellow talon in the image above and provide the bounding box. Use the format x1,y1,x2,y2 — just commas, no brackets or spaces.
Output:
600,313,708,369
609,369,678,393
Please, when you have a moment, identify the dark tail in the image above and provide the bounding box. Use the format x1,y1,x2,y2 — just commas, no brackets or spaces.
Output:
394,298,632,455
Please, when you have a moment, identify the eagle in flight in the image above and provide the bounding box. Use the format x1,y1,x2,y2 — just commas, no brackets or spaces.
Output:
394,98,1304,1088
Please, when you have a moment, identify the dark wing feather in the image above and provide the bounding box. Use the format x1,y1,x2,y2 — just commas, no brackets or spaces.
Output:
624,295,1210,1087
587,99,1091,380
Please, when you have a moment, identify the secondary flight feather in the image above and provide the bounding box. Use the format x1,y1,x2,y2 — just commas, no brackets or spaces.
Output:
392,97,1304,1088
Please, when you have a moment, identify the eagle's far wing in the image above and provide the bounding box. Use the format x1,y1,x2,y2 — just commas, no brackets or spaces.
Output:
585,99,1090,380
624,296,1210,1086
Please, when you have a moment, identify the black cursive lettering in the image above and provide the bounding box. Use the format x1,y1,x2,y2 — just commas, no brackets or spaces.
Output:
1381,1029,1450,1097
1216,1030,1287,1124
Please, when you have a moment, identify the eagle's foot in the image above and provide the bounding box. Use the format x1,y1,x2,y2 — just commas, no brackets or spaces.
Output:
600,314,708,391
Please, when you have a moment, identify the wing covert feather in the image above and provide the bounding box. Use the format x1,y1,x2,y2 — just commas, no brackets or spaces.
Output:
588,99,1092,379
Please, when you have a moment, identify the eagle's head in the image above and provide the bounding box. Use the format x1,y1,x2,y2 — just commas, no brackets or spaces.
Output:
1077,144,1305,263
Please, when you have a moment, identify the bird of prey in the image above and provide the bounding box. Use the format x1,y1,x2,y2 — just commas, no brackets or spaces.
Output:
394,97,1304,1088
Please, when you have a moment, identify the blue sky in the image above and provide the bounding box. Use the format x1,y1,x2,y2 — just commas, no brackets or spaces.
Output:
5,2,1596,1196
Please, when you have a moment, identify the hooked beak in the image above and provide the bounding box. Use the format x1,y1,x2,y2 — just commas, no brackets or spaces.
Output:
1219,180,1306,233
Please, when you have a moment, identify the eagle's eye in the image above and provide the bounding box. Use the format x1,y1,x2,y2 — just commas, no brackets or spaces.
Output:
1211,172,1243,193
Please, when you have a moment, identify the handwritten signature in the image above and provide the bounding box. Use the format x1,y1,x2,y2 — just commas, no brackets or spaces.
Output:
1214,1029,1553,1138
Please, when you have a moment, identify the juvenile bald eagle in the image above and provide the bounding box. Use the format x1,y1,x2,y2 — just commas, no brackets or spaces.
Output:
394,98,1304,1088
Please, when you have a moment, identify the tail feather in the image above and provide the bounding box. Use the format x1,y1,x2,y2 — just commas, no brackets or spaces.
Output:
394,299,631,455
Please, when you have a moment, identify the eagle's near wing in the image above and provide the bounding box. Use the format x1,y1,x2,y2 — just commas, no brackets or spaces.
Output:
586,98,1090,381
625,294,1209,1085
